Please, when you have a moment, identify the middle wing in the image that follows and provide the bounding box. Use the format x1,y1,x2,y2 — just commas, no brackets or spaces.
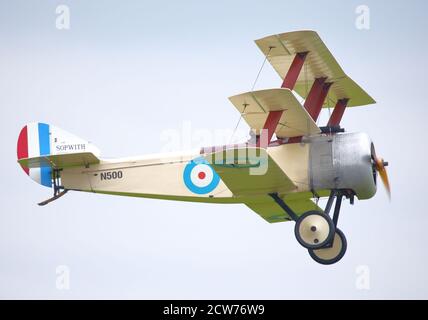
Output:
229,88,320,138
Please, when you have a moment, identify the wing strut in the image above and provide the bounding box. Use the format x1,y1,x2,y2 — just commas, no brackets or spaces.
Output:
281,52,308,89
305,79,332,122
258,52,308,147
288,78,332,143
327,98,349,127
268,192,299,221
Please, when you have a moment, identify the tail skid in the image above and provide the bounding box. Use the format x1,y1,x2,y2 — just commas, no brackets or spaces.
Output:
37,169,68,206
38,190,68,206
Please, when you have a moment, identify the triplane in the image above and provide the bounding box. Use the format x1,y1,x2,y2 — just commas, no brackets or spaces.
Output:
17,31,389,264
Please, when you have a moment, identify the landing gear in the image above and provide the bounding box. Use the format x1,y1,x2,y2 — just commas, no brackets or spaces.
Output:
269,190,353,265
308,228,347,265
294,211,334,249
38,169,68,206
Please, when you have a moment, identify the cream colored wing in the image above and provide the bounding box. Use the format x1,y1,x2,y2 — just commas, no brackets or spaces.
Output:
245,196,322,223
228,88,320,138
255,30,375,107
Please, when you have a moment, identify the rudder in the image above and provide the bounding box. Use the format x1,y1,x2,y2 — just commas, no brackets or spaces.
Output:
17,122,100,188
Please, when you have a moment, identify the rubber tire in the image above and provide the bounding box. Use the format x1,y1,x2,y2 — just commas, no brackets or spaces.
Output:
294,211,335,249
308,228,347,265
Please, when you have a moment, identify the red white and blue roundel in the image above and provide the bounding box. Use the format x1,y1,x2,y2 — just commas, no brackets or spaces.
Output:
183,157,220,194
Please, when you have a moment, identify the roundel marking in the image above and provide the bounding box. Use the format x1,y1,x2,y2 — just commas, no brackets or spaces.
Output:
183,157,220,194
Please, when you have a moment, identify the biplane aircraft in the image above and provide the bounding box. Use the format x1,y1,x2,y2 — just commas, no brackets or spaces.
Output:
17,31,389,265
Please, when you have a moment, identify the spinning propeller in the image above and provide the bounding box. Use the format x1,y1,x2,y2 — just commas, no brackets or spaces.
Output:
371,145,390,199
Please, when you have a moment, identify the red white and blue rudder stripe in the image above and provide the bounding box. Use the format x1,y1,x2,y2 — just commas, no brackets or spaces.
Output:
17,123,52,188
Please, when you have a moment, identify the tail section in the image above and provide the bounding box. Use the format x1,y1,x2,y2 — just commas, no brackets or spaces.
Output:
17,122,100,188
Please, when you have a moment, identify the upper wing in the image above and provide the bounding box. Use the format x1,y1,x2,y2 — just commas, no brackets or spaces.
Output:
245,195,322,223
204,147,296,196
229,88,320,138
255,30,375,107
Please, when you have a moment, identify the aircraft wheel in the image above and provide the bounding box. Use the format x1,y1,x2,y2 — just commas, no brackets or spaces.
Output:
294,211,334,249
308,228,347,265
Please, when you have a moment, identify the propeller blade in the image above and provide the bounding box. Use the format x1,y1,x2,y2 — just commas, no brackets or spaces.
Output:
375,157,391,199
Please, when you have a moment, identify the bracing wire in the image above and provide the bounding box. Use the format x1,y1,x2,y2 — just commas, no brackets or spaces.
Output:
228,47,273,144
228,104,247,145
250,46,273,91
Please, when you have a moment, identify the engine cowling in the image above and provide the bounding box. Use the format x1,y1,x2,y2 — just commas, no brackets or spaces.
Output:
307,132,376,200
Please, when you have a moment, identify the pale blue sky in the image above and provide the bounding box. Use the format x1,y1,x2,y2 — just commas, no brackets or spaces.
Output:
1,0,427,298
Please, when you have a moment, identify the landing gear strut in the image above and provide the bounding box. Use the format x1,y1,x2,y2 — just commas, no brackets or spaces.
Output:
306,190,351,264
38,169,68,206
269,190,352,265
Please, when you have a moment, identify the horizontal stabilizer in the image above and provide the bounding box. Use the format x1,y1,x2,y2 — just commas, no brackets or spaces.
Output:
18,152,100,169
